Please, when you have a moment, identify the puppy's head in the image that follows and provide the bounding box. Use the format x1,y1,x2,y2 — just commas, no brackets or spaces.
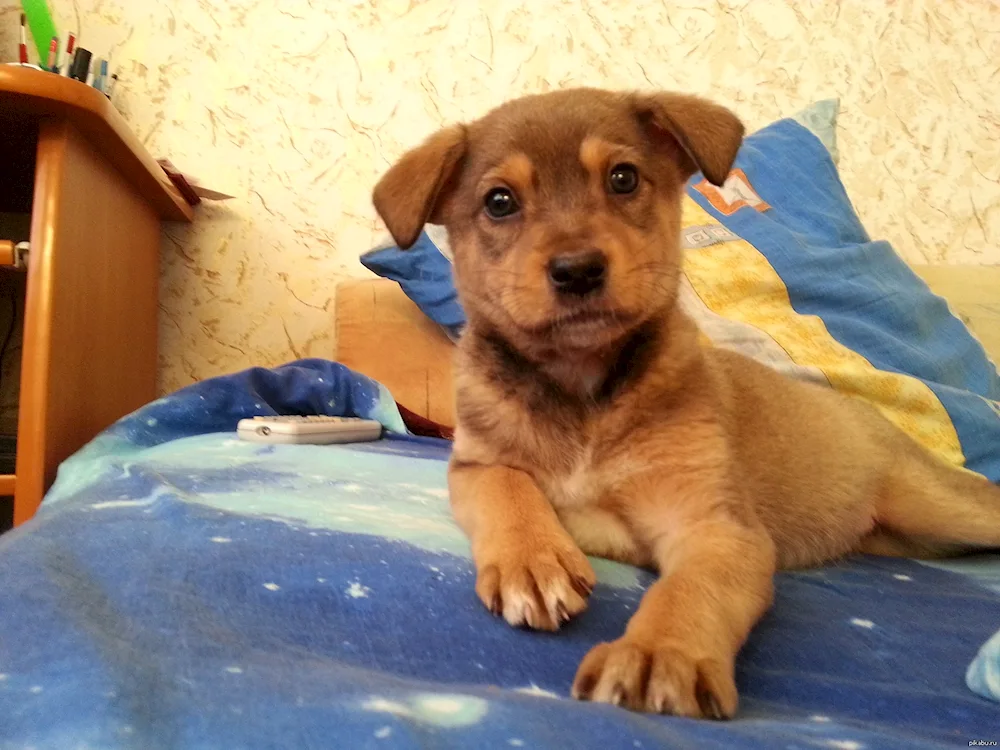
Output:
373,89,743,359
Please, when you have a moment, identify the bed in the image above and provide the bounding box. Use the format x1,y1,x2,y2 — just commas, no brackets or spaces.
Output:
0,349,995,750
3,103,1000,748
0,351,996,750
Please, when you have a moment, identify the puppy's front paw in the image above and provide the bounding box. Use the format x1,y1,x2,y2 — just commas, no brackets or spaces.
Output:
475,540,596,631
571,638,737,718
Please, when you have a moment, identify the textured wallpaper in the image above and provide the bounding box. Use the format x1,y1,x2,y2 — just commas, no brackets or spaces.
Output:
1,0,998,393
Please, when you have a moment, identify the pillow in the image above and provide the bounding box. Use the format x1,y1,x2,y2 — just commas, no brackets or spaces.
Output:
360,102,1000,483
360,225,464,341
789,98,839,165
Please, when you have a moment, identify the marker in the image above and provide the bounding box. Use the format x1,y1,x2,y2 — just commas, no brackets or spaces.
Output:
18,14,29,65
91,57,102,91
68,47,91,82
46,36,58,72
62,33,75,75
97,58,109,91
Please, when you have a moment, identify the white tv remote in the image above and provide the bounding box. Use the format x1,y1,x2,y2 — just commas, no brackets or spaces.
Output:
236,415,383,445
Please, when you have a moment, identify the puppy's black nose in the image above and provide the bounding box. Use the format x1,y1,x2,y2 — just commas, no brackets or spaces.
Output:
547,251,607,297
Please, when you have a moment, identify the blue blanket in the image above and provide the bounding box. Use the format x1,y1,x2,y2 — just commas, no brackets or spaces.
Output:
1,360,997,748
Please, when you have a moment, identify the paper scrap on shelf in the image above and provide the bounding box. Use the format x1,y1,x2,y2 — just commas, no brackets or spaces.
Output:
157,159,236,202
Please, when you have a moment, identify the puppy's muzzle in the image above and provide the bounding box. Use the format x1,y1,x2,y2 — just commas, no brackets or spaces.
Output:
547,250,607,299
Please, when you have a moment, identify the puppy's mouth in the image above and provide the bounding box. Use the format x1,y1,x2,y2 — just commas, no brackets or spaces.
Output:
521,307,637,340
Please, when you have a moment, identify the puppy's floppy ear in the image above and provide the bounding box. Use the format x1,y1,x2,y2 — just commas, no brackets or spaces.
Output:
632,92,744,187
372,125,467,249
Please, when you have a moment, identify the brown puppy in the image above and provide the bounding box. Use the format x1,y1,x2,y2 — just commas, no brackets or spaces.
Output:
372,88,1000,719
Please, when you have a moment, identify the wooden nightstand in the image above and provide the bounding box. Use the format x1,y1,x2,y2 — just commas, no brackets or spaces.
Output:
0,66,193,529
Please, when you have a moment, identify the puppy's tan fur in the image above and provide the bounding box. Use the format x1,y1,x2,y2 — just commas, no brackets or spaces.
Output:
372,89,1000,719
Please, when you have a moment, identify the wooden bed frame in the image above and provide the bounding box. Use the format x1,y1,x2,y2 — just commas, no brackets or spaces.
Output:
335,266,1000,428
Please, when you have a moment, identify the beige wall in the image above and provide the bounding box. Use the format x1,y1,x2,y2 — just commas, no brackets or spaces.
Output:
2,0,998,394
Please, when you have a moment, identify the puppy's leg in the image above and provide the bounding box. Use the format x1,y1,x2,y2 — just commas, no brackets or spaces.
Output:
573,514,775,718
863,451,1000,558
449,461,597,631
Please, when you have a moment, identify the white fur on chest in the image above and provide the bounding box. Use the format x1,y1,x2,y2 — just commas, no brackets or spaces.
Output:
540,447,649,565
545,446,600,509
543,361,606,400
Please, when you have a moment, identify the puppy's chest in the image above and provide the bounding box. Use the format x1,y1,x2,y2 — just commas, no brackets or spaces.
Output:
536,444,650,566
476,390,650,564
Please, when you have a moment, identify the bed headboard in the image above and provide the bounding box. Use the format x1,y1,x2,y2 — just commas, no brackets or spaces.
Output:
335,266,1000,425
335,278,455,426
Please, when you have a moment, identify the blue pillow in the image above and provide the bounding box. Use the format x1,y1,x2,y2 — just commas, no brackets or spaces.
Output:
360,225,464,341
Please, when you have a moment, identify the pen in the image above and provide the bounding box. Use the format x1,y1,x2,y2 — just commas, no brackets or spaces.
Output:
62,33,75,75
97,58,109,91
46,36,58,72
18,14,29,65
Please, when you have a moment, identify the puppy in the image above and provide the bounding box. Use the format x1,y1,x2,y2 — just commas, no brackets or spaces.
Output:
371,88,1000,718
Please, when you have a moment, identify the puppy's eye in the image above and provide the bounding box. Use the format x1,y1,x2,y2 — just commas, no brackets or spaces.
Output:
483,187,520,219
608,163,639,195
